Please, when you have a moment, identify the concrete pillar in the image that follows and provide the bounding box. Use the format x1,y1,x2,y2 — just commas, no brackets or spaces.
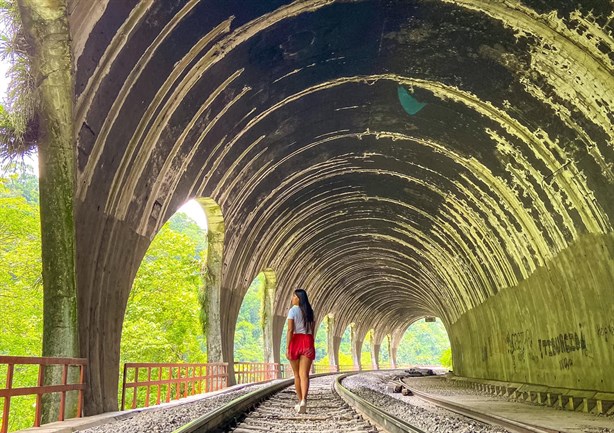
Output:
390,345,398,368
384,335,394,368
262,270,277,364
326,315,339,370
391,327,406,369
350,325,363,371
221,305,235,385
273,314,286,377
372,344,381,370
197,198,225,364
332,336,341,371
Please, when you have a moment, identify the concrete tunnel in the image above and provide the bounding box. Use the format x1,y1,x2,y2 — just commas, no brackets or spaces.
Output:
69,0,614,415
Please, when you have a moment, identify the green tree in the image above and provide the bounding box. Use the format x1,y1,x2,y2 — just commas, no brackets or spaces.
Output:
314,321,327,361
234,274,264,362
120,213,207,365
0,170,42,431
396,319,451,366
440,347,453,369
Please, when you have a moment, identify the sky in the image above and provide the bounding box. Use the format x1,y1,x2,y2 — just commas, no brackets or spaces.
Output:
0,31,208,229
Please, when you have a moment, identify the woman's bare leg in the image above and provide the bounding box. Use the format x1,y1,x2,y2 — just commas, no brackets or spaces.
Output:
289,359,301,401
298,356,313,402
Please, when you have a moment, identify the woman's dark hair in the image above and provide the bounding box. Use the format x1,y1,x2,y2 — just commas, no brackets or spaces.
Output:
294,289,315,333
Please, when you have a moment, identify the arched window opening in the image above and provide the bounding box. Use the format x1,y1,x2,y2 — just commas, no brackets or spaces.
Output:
234,273,266,362
338,325,353,370
121,199,208,370
397,318,451,368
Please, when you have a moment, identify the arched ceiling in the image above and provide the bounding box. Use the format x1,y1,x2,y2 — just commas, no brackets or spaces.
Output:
72,0,614,332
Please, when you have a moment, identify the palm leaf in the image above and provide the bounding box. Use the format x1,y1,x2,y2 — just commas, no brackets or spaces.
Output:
0,0,37,162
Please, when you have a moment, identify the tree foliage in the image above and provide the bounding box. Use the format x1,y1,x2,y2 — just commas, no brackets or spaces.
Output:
0,166,41,431
0,0,38,161
234,274,265,363
120,213,207,365
396,319,451,366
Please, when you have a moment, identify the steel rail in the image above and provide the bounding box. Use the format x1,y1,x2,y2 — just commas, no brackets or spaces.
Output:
171,377,295,433
334,373,428,433
173,372,430,433
401,381,561,433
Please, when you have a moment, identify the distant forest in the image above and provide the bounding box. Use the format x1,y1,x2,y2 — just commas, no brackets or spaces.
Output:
1,165,450,431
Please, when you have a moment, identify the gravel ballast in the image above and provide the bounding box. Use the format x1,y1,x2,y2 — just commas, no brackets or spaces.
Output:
77,383,266,433
342,371,512,433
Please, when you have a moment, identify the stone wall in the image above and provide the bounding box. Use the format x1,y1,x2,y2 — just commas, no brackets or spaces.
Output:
449,232,614,392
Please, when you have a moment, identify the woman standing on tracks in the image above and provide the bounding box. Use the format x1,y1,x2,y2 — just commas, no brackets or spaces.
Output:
286,288,316,414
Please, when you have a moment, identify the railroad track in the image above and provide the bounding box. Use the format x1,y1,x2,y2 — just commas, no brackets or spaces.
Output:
398,377,561,433
173,373,426,433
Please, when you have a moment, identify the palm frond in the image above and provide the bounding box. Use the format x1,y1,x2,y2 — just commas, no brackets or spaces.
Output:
0,0,37,162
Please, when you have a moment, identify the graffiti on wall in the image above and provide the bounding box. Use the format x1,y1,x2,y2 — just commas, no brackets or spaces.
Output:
505,330,532,359
538,325,588,364
596,322,614,343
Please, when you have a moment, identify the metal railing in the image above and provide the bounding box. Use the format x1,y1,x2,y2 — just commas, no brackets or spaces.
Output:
312,364,362,373
313,364,338,373
234,362,283,384
0,356,86,433
121,362,228,410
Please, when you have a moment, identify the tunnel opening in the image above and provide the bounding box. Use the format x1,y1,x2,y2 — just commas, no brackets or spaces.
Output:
120,201,207,365
397,318,451,368
119,200,208,407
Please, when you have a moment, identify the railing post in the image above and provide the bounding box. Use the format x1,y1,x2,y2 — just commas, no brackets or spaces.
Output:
132,367,139,409
121,363,128,411
78,364,85,417
156,367,162,405
59,363,68,421
2,364,14,433
34,364,44,427
166,367,172,402
145,367,152,407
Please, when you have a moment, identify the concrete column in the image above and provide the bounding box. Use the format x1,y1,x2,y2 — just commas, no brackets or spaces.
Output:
262,270,277,364
371,344,381,370
273,314,286,377
391,327,406,369
326,315,339,369
350,325,363,371
197,199,225,363
390,345,398,368
332,336,341,371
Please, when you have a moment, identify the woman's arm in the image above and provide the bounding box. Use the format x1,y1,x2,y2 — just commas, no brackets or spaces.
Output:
286,318,295,359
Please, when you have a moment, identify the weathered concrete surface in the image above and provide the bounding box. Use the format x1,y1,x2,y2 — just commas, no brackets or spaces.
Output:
449,233,614,392
197,198,225,363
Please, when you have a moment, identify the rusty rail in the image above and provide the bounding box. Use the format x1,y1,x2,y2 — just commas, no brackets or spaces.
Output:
0,356,87,433
121,362,228,411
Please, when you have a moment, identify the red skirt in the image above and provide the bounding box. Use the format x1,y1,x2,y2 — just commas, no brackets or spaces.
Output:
288,333,315,360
